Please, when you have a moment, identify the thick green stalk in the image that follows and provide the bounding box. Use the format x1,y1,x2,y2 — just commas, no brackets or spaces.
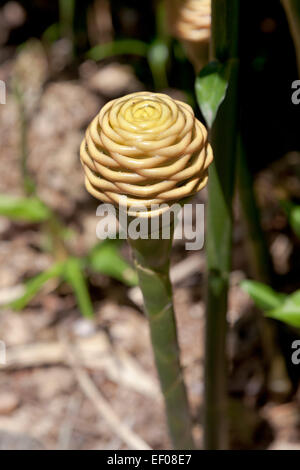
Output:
129,230,195,450
281,0,300,76
204,0,240,450
237,134,271,283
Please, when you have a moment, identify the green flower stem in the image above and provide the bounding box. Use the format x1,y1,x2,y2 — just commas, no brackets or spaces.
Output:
204,0,240,450
129,229,195,450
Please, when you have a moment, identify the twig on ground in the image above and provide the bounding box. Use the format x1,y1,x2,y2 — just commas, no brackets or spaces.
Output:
2,332,159,399
61,334,152,450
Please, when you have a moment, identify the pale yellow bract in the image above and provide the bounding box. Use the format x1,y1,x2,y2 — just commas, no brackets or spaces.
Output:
80,91,213,217
167,0,211,43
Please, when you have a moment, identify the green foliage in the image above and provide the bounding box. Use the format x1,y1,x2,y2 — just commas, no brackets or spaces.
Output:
10,262,64,311
87,239,138,287
0,195,51,222
290,205,300,239
59,0,75,39
42,23,60,44
87,38,171,90
241,199,300,328
241,279,300,328
195,60,232,128
9,257,93,318
63,257,94,318
266,291,300,328
241,280,286,310
281,200,300,240
84,0,172,91
147,39,169,90
1,190,137,317
87,40,149,61
8,238,137,317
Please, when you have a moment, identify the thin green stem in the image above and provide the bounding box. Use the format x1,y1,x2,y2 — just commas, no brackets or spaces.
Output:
13,81,35,196
147,0,170,90
45,212,69,262
204,0,240,450
281,0,300,76
59,0,75,42
236,134,271,283
13,80,69,262
129,232,195,450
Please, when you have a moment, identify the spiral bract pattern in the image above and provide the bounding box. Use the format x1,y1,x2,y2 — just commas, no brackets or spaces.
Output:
80,92,213,217
167,0,211,42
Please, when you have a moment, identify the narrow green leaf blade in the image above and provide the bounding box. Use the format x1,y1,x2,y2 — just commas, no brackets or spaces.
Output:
9,262,64,310
0,195,51,222
289,290,300,306
87,40,148,61
241,280,286,310
266,295,300,328
195,60,231,128
88,239,138,287
64,257,94,318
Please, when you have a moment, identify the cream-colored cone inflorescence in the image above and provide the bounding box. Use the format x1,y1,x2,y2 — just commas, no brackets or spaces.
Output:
166,0,211,72
167,0,211,42
80,91,213,217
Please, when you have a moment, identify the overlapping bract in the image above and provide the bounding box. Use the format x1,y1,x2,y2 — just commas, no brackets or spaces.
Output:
167,0,211,43
80,92,213,217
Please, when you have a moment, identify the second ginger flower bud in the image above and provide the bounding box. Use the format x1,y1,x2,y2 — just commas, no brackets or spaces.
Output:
166,0,211,72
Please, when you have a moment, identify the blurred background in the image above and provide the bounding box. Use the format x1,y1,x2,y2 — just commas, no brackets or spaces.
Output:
0,0,300,450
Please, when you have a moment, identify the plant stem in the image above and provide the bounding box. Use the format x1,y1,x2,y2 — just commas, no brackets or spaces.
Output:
13,81,35,196
129,229,195,450
59,0,75,43
281,0,300,76
13,80,69,262
204,0,240,450
46,212,69,262
236,134,271,283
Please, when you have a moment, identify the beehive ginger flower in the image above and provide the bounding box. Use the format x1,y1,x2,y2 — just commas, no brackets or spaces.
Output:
80,92,213,217
167,0,211,42
166,0,211,72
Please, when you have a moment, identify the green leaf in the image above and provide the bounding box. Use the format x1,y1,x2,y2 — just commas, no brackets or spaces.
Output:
290,205,300,239
241,280,286,310
88,239,138,287
0,195,51,222
289,290,300,306
9,262,64,311
63,257,94,318
87,40,148,61
42,23,60,43
280,200,300,240
266,293,300,328
195,60,232,128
